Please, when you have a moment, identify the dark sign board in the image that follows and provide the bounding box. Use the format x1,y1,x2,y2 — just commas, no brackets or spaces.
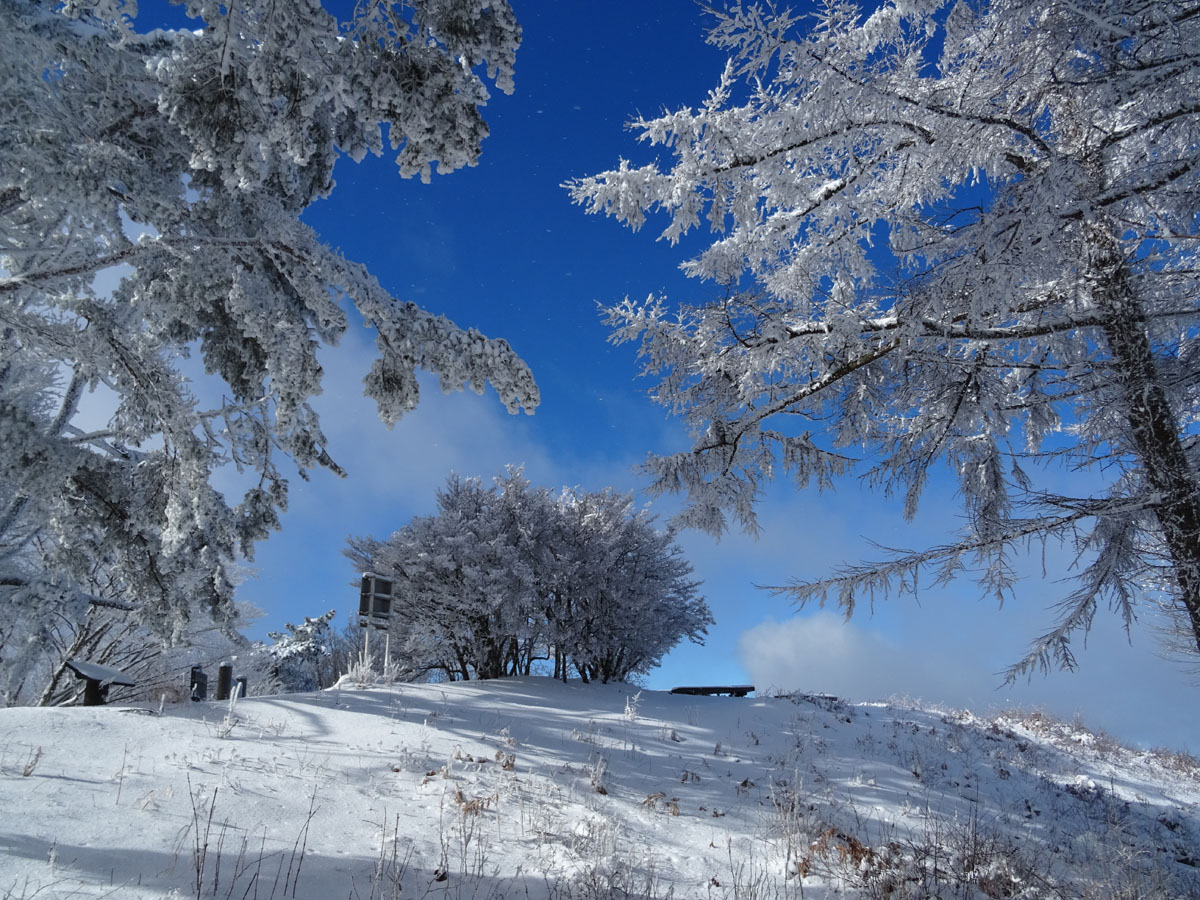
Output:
359,573,394,623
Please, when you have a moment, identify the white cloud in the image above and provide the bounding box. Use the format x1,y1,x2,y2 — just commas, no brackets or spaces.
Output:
738,612,897,698
737,596,1200,752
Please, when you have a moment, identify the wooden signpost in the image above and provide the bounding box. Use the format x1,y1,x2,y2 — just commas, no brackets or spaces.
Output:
358,573,394,670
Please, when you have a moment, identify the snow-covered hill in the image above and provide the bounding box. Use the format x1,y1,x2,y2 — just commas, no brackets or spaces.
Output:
1,677,1197,898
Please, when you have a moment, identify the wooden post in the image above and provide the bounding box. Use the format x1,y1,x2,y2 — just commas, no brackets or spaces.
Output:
190,666,208,701
81,678,105,706
216,663,233,701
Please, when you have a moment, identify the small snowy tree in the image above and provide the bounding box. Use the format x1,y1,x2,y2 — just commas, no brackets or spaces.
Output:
0,0,537,681
263,610,338,694
568,0,1200,676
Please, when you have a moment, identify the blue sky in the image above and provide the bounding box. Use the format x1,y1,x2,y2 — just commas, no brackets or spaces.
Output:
165,0,1198,751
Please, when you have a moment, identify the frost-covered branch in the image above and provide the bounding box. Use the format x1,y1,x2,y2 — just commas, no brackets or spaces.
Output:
572,0,1200,673
0,0,534,690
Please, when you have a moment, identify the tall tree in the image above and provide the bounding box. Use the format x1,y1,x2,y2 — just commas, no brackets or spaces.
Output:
0,0,538,681
568,0,1200,676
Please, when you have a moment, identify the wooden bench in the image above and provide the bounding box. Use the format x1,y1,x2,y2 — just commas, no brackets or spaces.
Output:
65,659,136,706
669,685,755,698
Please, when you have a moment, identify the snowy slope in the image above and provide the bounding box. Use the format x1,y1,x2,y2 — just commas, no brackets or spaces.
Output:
1,677,1197,899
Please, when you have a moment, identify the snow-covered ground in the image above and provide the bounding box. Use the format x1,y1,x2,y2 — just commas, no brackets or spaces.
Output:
1,677,1197,898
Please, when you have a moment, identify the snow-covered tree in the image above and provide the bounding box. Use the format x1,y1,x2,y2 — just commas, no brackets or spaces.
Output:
568,0,1200,677
347,472,540,680
0,0,537,677
263,610,338,694
554,488,710,683
346,470,711,682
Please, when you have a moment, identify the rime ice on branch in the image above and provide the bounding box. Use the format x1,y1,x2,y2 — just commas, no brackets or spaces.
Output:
0,0,537,701
568,0,1200,677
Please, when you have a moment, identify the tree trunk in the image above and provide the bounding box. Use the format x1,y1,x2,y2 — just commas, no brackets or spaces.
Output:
1099,265,1200,653
454,646,471,681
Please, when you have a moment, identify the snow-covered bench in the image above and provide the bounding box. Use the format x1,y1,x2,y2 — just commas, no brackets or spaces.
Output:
669,685,755,698
65,659,136,706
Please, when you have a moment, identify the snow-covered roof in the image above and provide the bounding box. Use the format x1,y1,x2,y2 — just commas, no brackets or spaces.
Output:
65,659,136,686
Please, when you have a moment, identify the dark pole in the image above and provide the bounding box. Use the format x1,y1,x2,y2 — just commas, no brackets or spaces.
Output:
216,663,233,701
190,666,208,701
